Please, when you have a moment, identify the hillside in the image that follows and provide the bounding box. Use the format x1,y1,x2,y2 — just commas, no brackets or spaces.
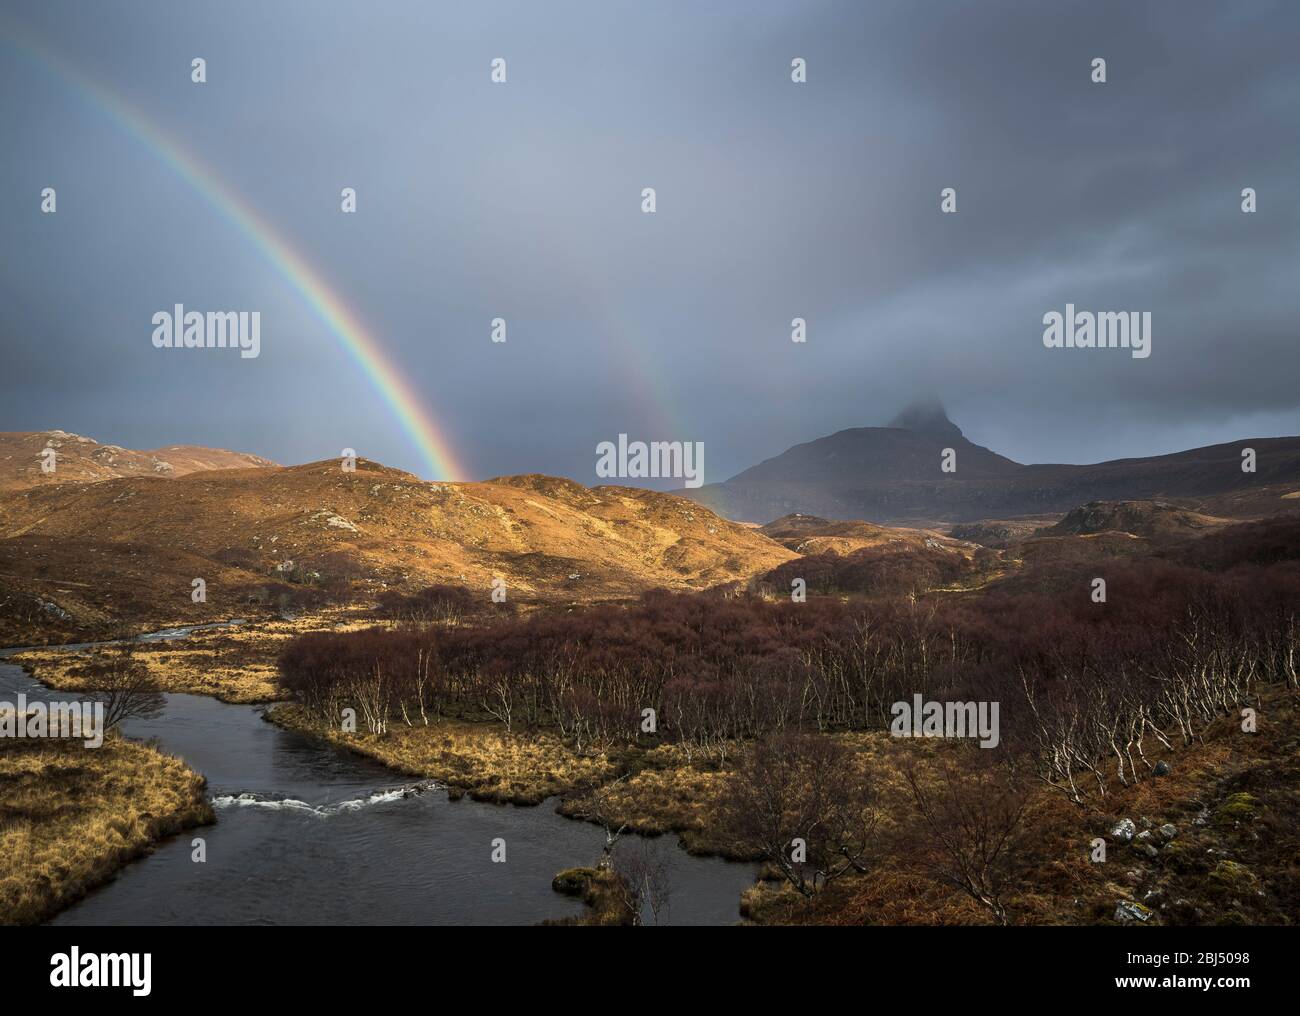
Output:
0,457,794,642
1036,500,1231,541
759,512,972,557
0,430,277,492
682,404,1300,525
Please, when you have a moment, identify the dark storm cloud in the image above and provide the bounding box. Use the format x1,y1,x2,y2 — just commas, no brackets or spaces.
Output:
1,0,1297,483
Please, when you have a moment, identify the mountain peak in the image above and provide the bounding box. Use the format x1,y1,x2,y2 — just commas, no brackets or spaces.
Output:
885,400,963,439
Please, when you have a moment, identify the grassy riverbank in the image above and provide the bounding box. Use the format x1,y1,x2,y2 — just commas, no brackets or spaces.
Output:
545,867,636,926
267,703,751,857
8,610,371,705
0,735,213,925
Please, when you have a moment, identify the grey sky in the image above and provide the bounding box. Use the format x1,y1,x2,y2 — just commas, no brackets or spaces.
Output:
2,0,1297,485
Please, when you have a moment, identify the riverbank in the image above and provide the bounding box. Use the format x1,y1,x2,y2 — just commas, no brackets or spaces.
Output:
0,735,213,925
545,867,636,926
267,704,749,857
8,611,369,704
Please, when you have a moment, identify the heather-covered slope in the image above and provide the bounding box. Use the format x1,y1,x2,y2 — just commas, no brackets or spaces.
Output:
0,457,794,641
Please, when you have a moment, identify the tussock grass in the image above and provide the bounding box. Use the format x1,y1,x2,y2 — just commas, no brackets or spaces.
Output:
12,608,373,704
269,705,617,805
543,867,635,926
269,706,752,856
0,736,213,925
557,745,738,855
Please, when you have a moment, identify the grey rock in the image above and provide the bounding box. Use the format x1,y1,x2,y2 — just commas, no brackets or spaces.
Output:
1111,818,1137,843
1115,900,1153,923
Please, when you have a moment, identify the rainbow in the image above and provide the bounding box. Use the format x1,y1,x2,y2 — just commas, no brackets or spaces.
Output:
2,29,467,481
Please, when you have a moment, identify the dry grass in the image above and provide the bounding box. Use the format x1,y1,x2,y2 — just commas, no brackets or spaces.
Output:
10,609,373,704
543,867,636,926
747,687,1299,926
269,701,959,871
557,743,739,854
268,705,754,857
0,735,213,925
269,705,618,805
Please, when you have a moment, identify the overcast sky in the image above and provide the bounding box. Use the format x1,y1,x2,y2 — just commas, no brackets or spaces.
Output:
2,0,1297,485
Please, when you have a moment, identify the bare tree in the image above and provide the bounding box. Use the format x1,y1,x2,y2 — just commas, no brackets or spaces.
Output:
351,661,392,735
723,732,877,897
901,751,1032,925
569,776,630,868
72,643,165,732
612,838,672,926
480,673,514,733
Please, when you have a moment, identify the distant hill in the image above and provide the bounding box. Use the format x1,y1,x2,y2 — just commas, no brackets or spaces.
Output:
758,512,971,557
0,456,794,641
0,431,277,491
681,403,1300,525
1036,500,1231,541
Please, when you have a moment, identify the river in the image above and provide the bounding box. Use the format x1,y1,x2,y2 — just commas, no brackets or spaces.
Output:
0,627,755,925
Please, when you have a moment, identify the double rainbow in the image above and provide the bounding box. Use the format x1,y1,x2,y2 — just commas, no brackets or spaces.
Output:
3,29,467,481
